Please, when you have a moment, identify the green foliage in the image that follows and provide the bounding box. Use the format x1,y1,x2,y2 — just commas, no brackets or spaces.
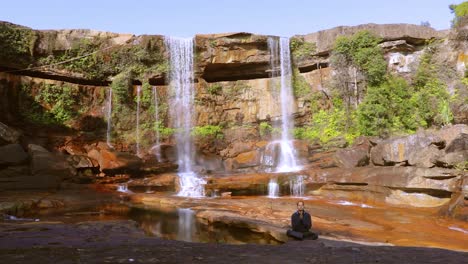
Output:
0,23,37,65
292,68,311,97
450,2,468,26
454,161,468,171
192,125,223,138
259,122,273,137
111,71,133,111
207,83,223,95
153,121,175,138
333,30,387,86
290,37,317,60
410,45,453,127
19,83,79,125
38,36,166,81
410,78,452,127
138,81,153,108
294,108,357,144
357,76,417,136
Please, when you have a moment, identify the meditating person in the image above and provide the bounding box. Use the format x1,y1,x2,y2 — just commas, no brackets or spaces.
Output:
286,201,318,240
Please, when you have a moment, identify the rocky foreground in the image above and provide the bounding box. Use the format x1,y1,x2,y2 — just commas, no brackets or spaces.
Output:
1,187,467,263
1,219,467,264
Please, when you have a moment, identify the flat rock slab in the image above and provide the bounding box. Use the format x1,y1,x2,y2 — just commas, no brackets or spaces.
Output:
0,220,466,264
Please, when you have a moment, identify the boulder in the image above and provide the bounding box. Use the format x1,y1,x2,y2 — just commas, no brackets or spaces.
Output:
87,142,143,174
128,173,177,191
220,141,254,158
435,125,468,152
0,144,28,166
370,132,444,165
66,155,99,170
28,144,76,189
0,122,21,145
445,133,468,153
307,167,463,193
436,151,468,169
232,150,261,169
334,148,369,168
334,137,371,168
407,145,442,168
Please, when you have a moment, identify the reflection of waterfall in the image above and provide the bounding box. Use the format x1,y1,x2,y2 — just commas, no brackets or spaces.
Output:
136,85,141,156
153,86,161,162
289,175,305,197
165,36,205,197
117,183,129,193
268,179,279,198
177,208,195,242
267,37,300,172
106,86,113,148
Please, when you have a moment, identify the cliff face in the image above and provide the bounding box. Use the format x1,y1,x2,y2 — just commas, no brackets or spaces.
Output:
0,22,466,166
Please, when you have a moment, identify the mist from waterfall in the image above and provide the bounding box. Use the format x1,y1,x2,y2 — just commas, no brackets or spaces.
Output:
165,36,205,197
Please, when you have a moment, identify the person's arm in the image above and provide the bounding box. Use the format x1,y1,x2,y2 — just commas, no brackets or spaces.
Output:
304,213,312,230
291,213,300,230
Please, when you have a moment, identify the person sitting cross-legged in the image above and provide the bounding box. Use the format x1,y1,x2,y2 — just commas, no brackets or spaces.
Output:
286,201,319,240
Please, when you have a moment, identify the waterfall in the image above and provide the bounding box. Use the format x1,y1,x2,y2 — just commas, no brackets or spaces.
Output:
106,86,113,148
268,179,279,198
165,36,206,197
153,86,161,162
136,85,141,156
289,175,305,197
267,37,300,173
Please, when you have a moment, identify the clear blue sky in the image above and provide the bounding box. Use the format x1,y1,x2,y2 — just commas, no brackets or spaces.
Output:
0,0,463,37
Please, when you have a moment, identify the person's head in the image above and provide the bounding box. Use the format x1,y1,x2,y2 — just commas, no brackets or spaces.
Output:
297,201,305,211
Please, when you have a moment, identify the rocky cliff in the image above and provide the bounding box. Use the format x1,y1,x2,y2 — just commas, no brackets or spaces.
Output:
0,21,467,214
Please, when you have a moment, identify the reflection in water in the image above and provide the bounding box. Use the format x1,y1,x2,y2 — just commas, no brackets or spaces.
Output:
334,200,373,208
177,208,194,242
449,226,468,234
130,207,280,245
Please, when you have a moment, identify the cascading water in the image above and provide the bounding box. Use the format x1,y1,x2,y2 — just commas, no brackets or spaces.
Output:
277,37,300,172
289,175,305,197
152,86,161,162
268,179,279,198
266,37,300,173
136,85,141,156
165,36,206,197
106,86,113,148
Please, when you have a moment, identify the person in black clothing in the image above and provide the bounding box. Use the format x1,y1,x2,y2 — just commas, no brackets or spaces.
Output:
286,201,318,240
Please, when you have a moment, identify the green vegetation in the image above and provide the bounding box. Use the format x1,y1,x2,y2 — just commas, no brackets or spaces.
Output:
192,125,223,139
292,68,311,97
450,2,468,26
290,37,316,61
259,122,273,137
19,83,79,126
356,76,416,136
207,83,223,95
334,30,387,86
0,23,37,65
38,36,167,81
296,30,455,146
154,121,175,139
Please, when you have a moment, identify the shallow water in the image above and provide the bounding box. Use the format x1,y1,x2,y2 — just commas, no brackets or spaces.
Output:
6,203,281,245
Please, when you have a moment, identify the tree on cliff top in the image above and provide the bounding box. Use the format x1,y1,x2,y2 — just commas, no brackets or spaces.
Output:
450,2,468,26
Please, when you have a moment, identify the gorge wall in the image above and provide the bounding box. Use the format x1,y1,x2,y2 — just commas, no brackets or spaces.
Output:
0,21,467,216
